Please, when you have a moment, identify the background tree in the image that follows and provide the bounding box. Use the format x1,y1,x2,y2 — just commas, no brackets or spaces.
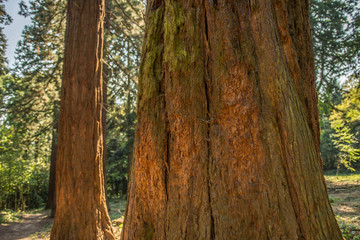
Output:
0,1,50,210
0,74,49,210
0,0,144,211
17,0,66,215
310,0,360,169
50,0,114,238
0,0,11,75
122,0,341,239
1,0,66,211
104,0,144,197
330,77,360,173
0,0,11,123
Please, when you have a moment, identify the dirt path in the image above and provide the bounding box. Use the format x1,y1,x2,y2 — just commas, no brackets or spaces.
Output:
0,213,53,240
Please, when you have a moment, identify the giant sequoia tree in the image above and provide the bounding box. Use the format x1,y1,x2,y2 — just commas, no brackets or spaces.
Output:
50,0,114,239
122,0,342,239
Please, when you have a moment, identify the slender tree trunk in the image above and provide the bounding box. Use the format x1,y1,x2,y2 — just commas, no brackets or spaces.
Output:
50,0,114,239
121,0,341,239
45,121,57,218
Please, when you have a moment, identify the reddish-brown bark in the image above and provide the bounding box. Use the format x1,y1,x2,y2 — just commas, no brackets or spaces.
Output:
122,0,341,239
50,0,114,239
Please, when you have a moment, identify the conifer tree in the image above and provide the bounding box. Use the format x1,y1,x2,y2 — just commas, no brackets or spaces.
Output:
0,0,12,75
10,0,66,213
104,0,144,196
50,0,114,238
310,0,360,168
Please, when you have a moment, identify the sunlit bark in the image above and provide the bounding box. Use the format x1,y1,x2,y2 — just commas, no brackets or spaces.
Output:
50,0,114,239
122,0,341,239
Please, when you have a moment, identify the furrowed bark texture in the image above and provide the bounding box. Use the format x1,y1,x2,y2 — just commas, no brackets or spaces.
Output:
50,0,114,239
122,0,342,239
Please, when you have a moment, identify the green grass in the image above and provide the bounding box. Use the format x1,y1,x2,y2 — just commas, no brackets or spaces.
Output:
0,209,22,224
324,170,360,182
108,196,126,221
338,220,360,240
25,206,47,214
108,197,126,238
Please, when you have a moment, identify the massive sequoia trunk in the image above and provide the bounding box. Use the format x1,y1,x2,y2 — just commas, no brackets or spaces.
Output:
50,0,114,239
122,0,342,239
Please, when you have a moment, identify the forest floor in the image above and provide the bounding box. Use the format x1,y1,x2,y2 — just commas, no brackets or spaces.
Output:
0,198,126,240
325,170,360,239
0,210,52,240
0,172,359,240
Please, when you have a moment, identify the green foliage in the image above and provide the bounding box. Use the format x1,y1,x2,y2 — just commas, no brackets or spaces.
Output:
104,0,144,196
338,220,360,240
0,209,22,224
107,110,136,195
0,0,144,208
0,0,12,75
0,100,50,209
311,0,360,169
311,0,359,94
330,77,360,171
320,114,340,169
0,0,65,210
